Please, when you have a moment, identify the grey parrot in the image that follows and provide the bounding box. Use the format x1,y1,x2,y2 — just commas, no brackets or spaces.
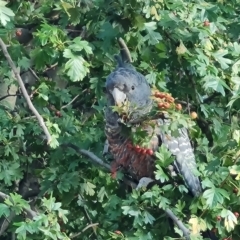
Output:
104,39,202,197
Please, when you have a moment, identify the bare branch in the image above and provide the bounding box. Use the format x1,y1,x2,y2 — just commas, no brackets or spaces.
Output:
118,38,133,63
0,38,52,144
44,63,58,72
28,68,40,81
61,94,80,109
63,143,111,170
0,94,20,101
70,223,99,239
165,209,190,240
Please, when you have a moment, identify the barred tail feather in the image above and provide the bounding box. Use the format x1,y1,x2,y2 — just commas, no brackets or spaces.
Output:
159,127,202,196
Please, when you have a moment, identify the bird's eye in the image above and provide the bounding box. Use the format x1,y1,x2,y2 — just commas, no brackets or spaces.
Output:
131,86,135,90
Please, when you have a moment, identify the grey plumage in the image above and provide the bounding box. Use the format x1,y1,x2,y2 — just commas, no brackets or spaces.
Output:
158,119,202,196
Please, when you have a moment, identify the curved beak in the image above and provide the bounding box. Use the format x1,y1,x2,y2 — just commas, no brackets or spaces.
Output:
112,88,126,107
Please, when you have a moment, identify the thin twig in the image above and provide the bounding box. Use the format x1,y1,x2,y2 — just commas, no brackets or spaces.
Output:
70,223,99,239
0,38,52,144
62,143,111,170
44,63,58,72
118,38,133,63
28,68,40,81
65,29,82,33
61,94,80,109
0,94,20,101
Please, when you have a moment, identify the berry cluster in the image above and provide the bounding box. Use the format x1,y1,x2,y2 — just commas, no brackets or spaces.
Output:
152,91,182,111
153,90,198,119
127,143,153,155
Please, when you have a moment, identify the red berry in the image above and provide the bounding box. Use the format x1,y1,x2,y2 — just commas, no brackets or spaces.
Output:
55,111,62,117
167,97,175,103
135,146,141,153
141,148,147,154
175,103,182,111
234,212,239,218
158,102,164,109
203,20,210,26
211,228,217,233
216,216,221,221
154,92,161,98
146,149,154,155
233,188,238,194
159,93,165,98
163,102,170,109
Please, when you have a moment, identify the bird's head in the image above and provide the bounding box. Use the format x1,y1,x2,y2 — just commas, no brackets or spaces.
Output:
105,67,152,123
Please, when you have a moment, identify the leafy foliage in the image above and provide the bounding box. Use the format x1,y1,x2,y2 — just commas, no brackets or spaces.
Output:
0,0,239,239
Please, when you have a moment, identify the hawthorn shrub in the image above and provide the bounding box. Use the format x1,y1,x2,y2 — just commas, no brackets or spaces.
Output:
0,0,239,240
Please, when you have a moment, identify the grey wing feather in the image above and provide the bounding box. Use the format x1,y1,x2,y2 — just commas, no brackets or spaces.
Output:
158,119,202,197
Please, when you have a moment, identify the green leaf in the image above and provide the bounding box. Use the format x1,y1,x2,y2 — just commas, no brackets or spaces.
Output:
69,37,93,54
97,186,107,202
80,182,96,196
0,203,10,217
143,211,155,224
145,71,157,84
143,22,162,45
154,165,169,182
63,49,90,81
212,50,232,69
203,75,231,96
203,187,229,208
18,57,31,70
0,1,14,26
221,209,238,232
155,145,174,168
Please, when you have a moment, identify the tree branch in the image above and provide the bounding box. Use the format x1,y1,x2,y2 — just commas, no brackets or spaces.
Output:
62,143,111,170
61,94,80,109
0,94,20,101
0,38,52,144
165,209,190,240
70,223,99,239
118,38,133,63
